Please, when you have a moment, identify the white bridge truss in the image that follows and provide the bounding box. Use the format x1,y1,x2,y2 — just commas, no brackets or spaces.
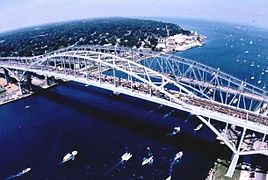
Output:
0,45,268,177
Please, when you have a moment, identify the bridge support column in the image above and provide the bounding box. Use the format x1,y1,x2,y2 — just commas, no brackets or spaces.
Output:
225,128,246,178
225,153,239,177
4,68,11,84
18,81,23,95
25,72,33,92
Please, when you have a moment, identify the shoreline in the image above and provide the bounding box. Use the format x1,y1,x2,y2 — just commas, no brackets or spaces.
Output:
0,83,57,106
0,92,33,106
206,158,268,180
155,32,206,52
0,30,207,106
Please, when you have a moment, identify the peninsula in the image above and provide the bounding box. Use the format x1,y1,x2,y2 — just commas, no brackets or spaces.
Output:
0,18,205,57
0,18,206,105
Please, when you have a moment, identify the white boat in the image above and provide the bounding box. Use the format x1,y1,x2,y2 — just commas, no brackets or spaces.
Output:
233,98,238,104
6,167,31,179
121,152,132,162
194,124,203,131
165,176,171,180
168,126,181,136
174,151,183,161
142,147,153,165
18,167,31,176
142,156,153,166
25,105,31,109
62,151,78,163
175,126,181,133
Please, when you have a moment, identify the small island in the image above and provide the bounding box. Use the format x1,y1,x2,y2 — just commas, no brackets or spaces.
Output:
0,17,205,57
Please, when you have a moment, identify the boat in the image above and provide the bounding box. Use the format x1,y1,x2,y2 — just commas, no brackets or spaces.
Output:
142,147,153,165
25,105,31,109
168,126,181,136
62,151,78,163
174,126,181,133
194,124,203,131
233,98,238,104
18,168,31,175
174,151,183,161
142,156,153,166
208,88,213,94
121,152,132,162
250,73,255,80
165,176,171,180
6,167,31,179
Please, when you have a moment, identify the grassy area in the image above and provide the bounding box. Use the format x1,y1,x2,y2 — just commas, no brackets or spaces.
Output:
209,160,241,180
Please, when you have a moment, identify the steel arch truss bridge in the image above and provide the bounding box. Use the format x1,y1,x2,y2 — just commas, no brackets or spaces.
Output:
1,45,268,177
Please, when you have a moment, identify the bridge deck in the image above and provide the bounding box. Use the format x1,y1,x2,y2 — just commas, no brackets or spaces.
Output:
29,65,268,127
1,58,268,128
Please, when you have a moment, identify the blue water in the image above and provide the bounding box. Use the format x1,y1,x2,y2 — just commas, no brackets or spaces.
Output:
1,19,268,179
0,83,221,180
161,18,268,88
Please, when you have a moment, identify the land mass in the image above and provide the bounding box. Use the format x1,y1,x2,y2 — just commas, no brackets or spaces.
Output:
0,17,205,57
0,17,205,104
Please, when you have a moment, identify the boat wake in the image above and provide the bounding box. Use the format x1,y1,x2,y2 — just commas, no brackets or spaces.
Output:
104,149,132,175
5,168,31,180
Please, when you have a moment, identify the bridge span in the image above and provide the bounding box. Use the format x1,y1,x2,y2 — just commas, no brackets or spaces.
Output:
0,45,268,177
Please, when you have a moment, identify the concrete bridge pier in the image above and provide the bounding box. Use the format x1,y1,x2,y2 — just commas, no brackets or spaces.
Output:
24,72,33,92
17,73,34,95
225,127,246,177
3,68,11,84
225,153,240,177
17,81,24,95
